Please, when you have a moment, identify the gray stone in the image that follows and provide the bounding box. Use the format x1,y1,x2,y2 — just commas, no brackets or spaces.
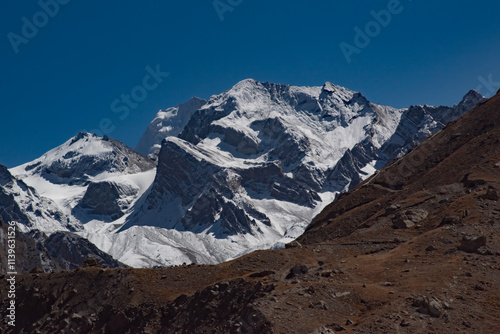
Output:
309,300,329,310
406,209,428,223
440,215,461,226
285,240,302,249
393,213,415,229
286,264,308,279
482,187,499,201
380,282,394,286
459,235,487,253
385,204,398,214
413,296,448,318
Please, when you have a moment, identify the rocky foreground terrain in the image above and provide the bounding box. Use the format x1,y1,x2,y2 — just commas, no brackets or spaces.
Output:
1,90,499,333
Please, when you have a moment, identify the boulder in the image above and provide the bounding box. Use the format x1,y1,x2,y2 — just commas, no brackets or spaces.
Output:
309,300,329,310
406,209,428,223
285,240,302,249
481,187,499,201
393,217,415,229
459,235,487,253
393,209,428,229
412,296,447,318
440,215,461,226
286,264,308,279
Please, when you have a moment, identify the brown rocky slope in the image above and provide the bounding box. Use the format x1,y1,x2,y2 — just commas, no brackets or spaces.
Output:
1,91,500,333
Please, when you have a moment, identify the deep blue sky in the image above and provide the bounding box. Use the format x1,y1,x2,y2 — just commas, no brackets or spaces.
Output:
1,0,500,167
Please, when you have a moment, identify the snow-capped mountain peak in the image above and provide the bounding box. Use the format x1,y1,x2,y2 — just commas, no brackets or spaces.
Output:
135,97,207,159
8,133,156,235
13,132,155,185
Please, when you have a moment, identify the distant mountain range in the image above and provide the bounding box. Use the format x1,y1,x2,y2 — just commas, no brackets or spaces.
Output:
0,79,485,268
3,89,498,334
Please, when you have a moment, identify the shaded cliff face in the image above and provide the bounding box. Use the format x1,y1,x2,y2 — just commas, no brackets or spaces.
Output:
125,137,318,236
0,218,125,275
75,181,139,220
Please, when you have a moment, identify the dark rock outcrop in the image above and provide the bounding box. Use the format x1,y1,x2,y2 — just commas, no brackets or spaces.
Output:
0,218,124,274
75,181,138,219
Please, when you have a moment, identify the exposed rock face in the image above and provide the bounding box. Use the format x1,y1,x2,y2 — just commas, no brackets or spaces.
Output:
41,231,126,270
177,82,388,195
0,164,80,232
126,139,294,235
129,136,324,235
0,218,124,274
76,181,139,219
329,90,485,192
0,165,37,226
